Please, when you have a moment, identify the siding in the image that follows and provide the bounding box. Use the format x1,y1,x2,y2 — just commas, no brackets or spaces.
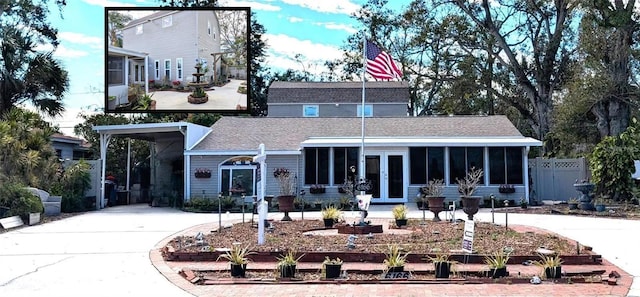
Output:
268,103,407,117
190,155,227,198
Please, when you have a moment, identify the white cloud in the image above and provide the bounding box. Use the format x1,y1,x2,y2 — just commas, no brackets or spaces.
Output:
314,22,357,34
82,0,135,7
280,0,360,15
220,0,281,11
288,16,303,23
58,32,103,49
54,45,90,58
264,33,344,76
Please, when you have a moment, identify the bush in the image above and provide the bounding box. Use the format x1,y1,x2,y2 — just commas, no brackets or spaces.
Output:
185,197,219,212
50,160,91,213
0,182,44,218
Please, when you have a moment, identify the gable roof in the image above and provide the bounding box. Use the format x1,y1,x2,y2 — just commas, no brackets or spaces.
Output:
268,81,410,104
124,10,178,29
192,116,541,152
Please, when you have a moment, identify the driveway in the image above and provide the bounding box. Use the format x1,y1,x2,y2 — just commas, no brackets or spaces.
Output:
152,79,247,111
0,204,638,297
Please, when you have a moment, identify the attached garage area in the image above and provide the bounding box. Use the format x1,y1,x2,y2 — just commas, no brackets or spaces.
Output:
92,122,210,209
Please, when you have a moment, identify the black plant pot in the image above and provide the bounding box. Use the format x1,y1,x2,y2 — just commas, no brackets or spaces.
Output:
324,264,342,279
545,266,562,279
230,263,246,277
395,219,408,227
280,264,296,278
434,262,451,278
323,218,335,228
388,266,404,273
489,267,507,278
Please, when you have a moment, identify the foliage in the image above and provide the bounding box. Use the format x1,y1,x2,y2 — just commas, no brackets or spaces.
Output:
534,254,563,269
184,197,218,212
456,167,483,197
589,118,639,201
276,249,305,267
421,179,444,197
0,108,59,190
484,251,510,269
383,244,409,268
248,12,269,116
216,244,255,265
217,9,247,66
107,11,133,47
273,167,294,196
50,160,91,213
321,205,342,220
133,93,155,110
427,252,450,263
322,256,343,266
391,204,408,220
0,182,44,218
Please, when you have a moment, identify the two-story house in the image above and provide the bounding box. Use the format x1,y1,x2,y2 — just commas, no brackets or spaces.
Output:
107,10,222,108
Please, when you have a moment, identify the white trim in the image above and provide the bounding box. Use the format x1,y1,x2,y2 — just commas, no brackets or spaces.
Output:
164,59,171,81
207,20,212,36
162,15,172,28
154,60,160,80
218,163,258,196
300,137,542,147
136,24,143,34
269,102,403,105
185,150,301,156
176,58,183,81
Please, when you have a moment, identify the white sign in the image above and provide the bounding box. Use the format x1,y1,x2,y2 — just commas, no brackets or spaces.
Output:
252,143,267,245
462,219,475,253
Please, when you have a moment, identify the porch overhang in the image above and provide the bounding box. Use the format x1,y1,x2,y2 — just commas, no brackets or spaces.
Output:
299,137,543,148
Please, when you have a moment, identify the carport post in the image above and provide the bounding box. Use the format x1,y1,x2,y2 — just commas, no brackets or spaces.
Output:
99,133,112,210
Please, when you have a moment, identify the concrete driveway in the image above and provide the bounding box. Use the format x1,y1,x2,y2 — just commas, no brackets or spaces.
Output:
152,79,247,111
0,204,638,297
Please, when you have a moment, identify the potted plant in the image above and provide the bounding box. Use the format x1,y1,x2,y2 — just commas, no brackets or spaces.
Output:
567,197,579,210
383,244,409,273
457,167,483,220
391,204,408,227
534,254,563,279
321,205,342,228
309,184,325,194
484,251,510,278
594,196,607,212
422,179,446,221
428,252,452,278
519,197,528,209
322,256,343,279
276,249,305,278
216,244,256,277
414,195,427,210
194,168,211,178
273,168,295,221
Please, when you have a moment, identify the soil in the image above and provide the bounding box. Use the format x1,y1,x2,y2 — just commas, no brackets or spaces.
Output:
169,219,577,256
493,204,640,219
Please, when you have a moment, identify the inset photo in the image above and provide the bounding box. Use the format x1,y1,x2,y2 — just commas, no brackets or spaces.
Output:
105,7,249,113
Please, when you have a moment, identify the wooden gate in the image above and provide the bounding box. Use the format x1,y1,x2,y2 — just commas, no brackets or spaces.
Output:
528,158,589,202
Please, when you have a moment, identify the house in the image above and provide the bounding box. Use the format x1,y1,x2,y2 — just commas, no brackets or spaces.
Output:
50,133,92,161
121,10,222,86
94,82,542,208
106,9,222,109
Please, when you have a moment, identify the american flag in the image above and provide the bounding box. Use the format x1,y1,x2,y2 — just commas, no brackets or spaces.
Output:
366,40,402,80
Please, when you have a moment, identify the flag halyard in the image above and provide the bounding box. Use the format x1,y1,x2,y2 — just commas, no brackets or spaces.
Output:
365,40,402,80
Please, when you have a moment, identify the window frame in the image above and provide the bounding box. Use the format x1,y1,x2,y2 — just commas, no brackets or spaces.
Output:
164,59,171,81
162,15,172,28
357,104,373,117
303,105,319,117
107,56,124,86
154,60,160,80
219,164,257,197
136,24,143,35
304,148,330,185
176,58,183,81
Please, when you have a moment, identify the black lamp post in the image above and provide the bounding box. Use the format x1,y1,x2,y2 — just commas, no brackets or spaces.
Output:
299,189,306,220
217,192,222,231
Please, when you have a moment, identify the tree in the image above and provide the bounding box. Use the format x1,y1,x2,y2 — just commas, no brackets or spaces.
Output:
249,12,269,116
217,10,247,66
0,0,69,116
450,0,578,152
107,11,133,47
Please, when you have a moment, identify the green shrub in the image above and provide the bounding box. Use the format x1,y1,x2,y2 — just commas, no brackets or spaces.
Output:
186,197,219,212
0,182,44,218
50,160,91,213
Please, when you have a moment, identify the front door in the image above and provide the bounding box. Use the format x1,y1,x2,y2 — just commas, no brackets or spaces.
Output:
365,151,407,203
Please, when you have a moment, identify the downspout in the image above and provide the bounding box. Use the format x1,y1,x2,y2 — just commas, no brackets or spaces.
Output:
524,146,531,203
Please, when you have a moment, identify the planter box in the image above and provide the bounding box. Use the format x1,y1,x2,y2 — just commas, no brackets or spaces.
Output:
195,172,212,178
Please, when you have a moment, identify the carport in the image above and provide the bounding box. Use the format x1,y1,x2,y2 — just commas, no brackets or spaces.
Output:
92,122,211,209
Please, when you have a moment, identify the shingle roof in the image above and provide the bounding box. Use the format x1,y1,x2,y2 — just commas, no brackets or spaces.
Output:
193,116,527,151
268,81,410,103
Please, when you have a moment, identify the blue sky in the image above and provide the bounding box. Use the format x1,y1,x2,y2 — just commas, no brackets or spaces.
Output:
40,0,407,136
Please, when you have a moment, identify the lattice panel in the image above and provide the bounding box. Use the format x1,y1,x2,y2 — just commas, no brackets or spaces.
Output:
554,161,580,169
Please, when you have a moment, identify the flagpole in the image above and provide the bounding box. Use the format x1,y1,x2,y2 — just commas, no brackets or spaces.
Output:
360,34,366,191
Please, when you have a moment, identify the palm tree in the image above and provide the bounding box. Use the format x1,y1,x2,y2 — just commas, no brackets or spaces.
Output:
0,27,69,116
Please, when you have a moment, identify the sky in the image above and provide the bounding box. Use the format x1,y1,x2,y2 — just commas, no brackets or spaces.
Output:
39,0,408,137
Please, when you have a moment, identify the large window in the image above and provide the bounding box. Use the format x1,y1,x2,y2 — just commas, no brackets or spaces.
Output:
304,148,329,185
164,59,171,80
107,56,124,86
219,158,256,196
489,147,523,184
410,147,444,184
450,147,484,183
176,58,183,80
333,147,359,184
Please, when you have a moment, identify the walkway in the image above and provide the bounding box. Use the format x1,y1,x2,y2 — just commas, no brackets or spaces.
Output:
0,204,637,297
152,79,247,111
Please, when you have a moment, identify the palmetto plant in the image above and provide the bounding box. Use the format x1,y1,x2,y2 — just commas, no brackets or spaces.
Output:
216,244,256,265
383,244,409,269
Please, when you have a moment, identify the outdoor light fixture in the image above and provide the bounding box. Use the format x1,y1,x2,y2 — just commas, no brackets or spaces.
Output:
217,192,223,231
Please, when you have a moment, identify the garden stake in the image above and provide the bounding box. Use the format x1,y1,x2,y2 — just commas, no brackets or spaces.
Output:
217,192,222,232
504,200,509,231
242,193,246,223
490,194,495,224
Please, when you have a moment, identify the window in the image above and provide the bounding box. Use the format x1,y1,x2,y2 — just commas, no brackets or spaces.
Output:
219,157,257,196
176,58,183,80
303,105,319,117
410,147,444,184
449,147,484,183
207,20,211,36
164,59,171,80
136,24,143,35
489,147,523,184
357,104,373,117
333,147,359,184
154,60,160,80
304,148,329,185
107,56,124,86
162,15,172,28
